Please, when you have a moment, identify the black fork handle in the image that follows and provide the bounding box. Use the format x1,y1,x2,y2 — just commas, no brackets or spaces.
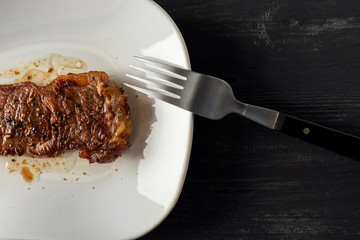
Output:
278,114,360,160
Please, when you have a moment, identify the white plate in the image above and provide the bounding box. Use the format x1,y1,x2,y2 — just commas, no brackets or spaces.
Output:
0,0,192,239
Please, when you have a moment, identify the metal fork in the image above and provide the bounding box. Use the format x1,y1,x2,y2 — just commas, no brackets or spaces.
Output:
125,56,360,160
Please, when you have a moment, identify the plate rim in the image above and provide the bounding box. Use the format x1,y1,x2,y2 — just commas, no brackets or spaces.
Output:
133,1,194,238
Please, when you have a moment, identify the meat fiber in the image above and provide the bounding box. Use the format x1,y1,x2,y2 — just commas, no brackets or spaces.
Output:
0,71,132,163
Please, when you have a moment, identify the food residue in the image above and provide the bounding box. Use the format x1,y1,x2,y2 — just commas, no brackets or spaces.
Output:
6,157,77,182
20,166,34,183
0,53,88,85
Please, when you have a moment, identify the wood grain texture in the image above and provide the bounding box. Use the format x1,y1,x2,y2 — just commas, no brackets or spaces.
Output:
140,0,360,239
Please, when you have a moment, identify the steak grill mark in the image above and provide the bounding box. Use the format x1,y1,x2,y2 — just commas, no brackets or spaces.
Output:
0,71,132,163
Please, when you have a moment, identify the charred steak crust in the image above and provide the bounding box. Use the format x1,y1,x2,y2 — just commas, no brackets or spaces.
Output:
0,71,132,163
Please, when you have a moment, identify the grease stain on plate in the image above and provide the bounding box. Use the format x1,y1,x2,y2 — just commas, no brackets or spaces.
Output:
0,53,88,85
6,156,77,182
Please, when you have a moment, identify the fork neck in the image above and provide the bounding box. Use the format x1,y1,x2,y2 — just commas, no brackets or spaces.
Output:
231,98,247,115
231,98,281,130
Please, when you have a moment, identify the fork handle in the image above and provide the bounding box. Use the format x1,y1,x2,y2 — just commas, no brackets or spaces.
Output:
278,114,360,160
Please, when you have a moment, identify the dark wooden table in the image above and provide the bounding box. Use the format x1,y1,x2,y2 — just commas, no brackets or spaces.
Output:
141,1,360,239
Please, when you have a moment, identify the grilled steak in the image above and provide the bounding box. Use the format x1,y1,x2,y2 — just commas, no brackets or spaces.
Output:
0,71,132,163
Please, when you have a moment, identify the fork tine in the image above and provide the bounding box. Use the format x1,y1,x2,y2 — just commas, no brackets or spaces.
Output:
126,74,183,98
133,56,190,78
124,83,181,106
129,64,185,88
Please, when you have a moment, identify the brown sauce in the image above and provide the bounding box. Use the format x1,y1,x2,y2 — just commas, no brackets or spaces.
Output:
20,166,34,183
